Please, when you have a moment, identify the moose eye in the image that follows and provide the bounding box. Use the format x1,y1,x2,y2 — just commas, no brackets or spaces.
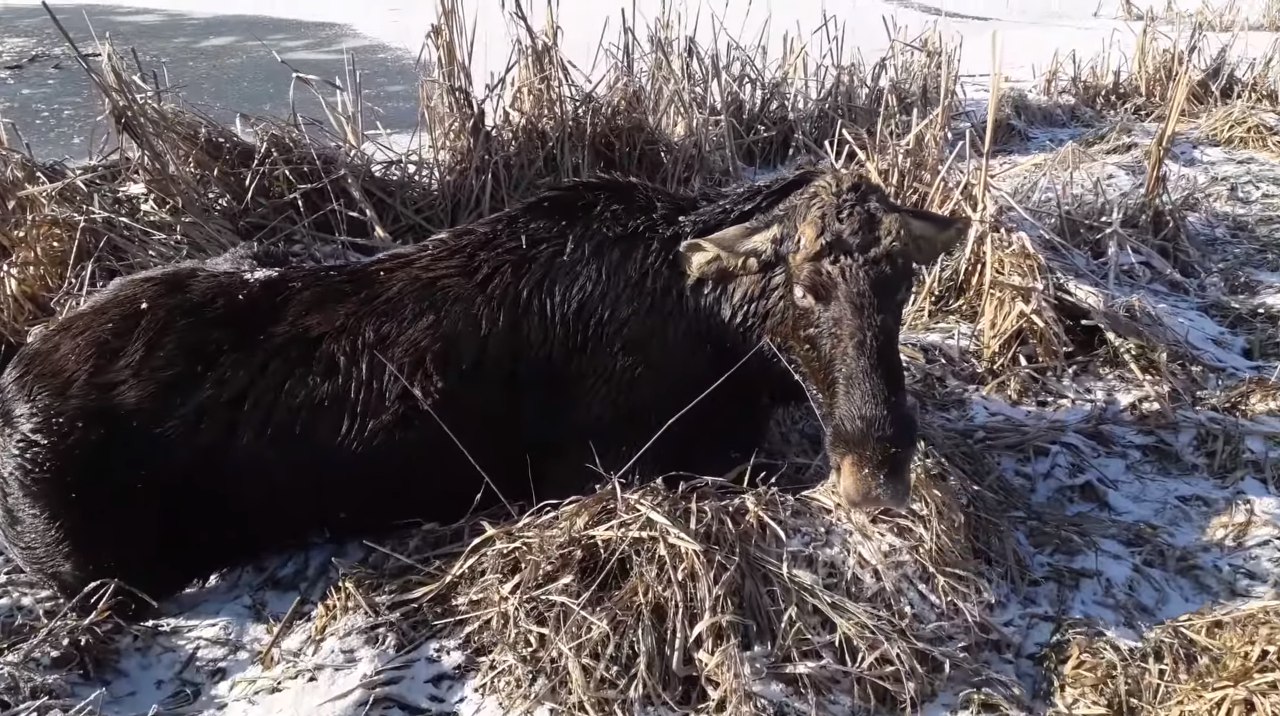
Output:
792,283,815,307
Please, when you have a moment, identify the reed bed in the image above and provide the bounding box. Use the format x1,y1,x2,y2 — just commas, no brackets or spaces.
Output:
1,2,1278,715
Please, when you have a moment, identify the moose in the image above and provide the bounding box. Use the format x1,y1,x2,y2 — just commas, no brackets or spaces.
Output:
0,163,968,610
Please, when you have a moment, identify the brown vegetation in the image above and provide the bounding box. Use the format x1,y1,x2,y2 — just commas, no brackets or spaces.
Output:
1,2,1278,715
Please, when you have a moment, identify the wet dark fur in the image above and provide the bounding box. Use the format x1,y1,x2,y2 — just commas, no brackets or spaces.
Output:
0,166,949,608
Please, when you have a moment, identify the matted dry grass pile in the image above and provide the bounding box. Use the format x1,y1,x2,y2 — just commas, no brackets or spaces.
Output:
334,359,1033,714
1051,601,1280,715
353,469,1021,715
1196,100,1280,152
1,2,1279,715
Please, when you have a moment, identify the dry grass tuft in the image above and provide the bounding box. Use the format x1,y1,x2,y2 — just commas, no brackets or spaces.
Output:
976,130,1265,403
1051,601,1280,716
910,223,1070,397
973,89,1102,151
1117,0,1280,33
357,465,1020,716
1196,101,1280,153
1212,375,1280,419
0,570,132,712
1039,23,1280,120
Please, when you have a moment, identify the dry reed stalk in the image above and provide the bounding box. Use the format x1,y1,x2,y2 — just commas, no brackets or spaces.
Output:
1214,376,1280,420
1262,0,1280,32
846,26,963,209
1144,58,1193,204
973,121,1254,405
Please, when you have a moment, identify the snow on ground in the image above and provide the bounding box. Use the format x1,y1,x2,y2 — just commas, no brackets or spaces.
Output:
2,1,1280,715
1,543,501,715
0,3,423,161
934,82,1280,703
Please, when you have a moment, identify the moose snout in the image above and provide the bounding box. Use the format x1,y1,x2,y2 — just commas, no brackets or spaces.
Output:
830,453,912,511
828,406,918,511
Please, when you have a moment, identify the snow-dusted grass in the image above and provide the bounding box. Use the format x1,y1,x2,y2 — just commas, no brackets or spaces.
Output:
2,1,1280,715
0,0,1249,83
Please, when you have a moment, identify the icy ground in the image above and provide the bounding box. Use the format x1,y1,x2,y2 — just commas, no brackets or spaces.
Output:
0,3,423,161
1,1,1280,714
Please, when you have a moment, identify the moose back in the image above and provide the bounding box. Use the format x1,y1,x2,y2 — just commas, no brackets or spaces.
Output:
0,165,968,606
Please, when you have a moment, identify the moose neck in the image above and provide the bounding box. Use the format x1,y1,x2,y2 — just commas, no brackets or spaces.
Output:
389,174,805,363
694,267,789,345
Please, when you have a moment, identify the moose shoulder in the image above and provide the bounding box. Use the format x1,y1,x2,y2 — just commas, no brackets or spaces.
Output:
0,166,968,607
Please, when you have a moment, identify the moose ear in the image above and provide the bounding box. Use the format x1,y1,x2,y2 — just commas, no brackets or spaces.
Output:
892,207,971,266
678,223,778,281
